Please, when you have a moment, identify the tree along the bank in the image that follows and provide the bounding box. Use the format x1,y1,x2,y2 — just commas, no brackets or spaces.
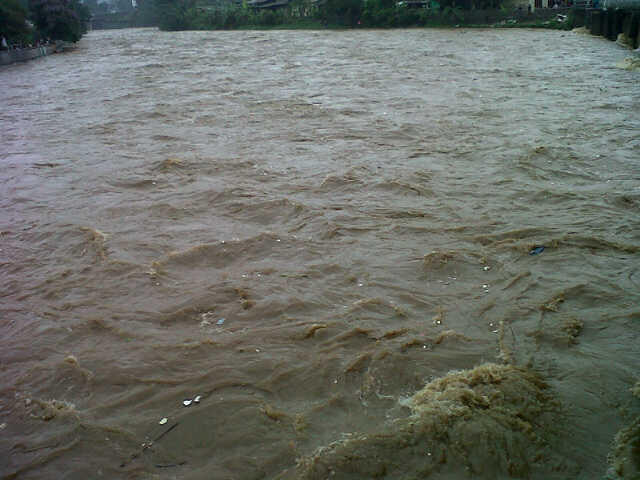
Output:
320,0,364,25
28,0,90,42
0,0,31,44
131,0,161,26
153,0,197,30
149,0,532,30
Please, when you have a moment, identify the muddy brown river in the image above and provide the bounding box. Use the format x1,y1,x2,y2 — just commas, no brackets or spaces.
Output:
1,27,639,479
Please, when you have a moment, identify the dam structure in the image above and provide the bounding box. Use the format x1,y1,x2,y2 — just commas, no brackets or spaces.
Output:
573,0,640,48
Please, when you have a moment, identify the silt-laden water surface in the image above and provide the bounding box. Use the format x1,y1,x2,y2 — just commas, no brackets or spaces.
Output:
1,27,639,479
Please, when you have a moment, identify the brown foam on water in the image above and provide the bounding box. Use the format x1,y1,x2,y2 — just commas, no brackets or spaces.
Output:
79,227,108,261
28,398,79,422
154,157,185,172
290,363,568,479
615,57,640,71
527,314,584,348
609,418,640,480
607,382,640,480
347,298,409,318
422,249,488,277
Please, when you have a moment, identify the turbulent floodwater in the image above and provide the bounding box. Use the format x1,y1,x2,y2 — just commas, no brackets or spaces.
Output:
1,27,639,480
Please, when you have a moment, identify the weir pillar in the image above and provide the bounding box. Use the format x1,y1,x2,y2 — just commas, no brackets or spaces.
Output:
590,9,603,34
624,11,640,47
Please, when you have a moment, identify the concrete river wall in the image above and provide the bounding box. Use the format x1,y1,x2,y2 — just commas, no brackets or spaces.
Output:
0,45,59,66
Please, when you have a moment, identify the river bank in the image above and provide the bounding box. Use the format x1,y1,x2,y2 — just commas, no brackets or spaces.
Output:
178,9,572,31
0,43,66,67
89,5,573,31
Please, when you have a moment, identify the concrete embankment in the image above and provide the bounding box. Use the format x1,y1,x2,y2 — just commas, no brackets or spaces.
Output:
0,44,61,66
573,7,640,48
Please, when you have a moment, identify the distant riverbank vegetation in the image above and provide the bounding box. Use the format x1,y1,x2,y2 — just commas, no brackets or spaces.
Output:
118,0,573,31
0,0,90,45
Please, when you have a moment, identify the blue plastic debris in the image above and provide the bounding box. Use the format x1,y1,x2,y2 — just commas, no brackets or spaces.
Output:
529,246,545,255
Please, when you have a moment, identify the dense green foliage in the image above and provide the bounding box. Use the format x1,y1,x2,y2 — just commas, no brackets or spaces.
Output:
0,0,89,44
65,0,570,32
147,0,570,30
29,0,90,42
84,0,160,29
154,0,197,29
0,0,31,43
322,0,364,26
133,0,161,25
148,0,447,29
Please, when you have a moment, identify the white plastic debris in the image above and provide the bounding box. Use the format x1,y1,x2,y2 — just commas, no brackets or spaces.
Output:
183,399,193,407
483,266,491,271
194,395,201,403
159,417,168,425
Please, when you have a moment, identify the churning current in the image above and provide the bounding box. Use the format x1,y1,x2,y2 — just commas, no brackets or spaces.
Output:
1,27,639,480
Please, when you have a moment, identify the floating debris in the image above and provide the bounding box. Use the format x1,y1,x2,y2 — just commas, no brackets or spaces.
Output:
303,323,328,339
616,57,640,71
432,307,445,326
216,318,225,326
182,395,202,407
529,246,545,255
159,417,168,425
483,266,491,271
